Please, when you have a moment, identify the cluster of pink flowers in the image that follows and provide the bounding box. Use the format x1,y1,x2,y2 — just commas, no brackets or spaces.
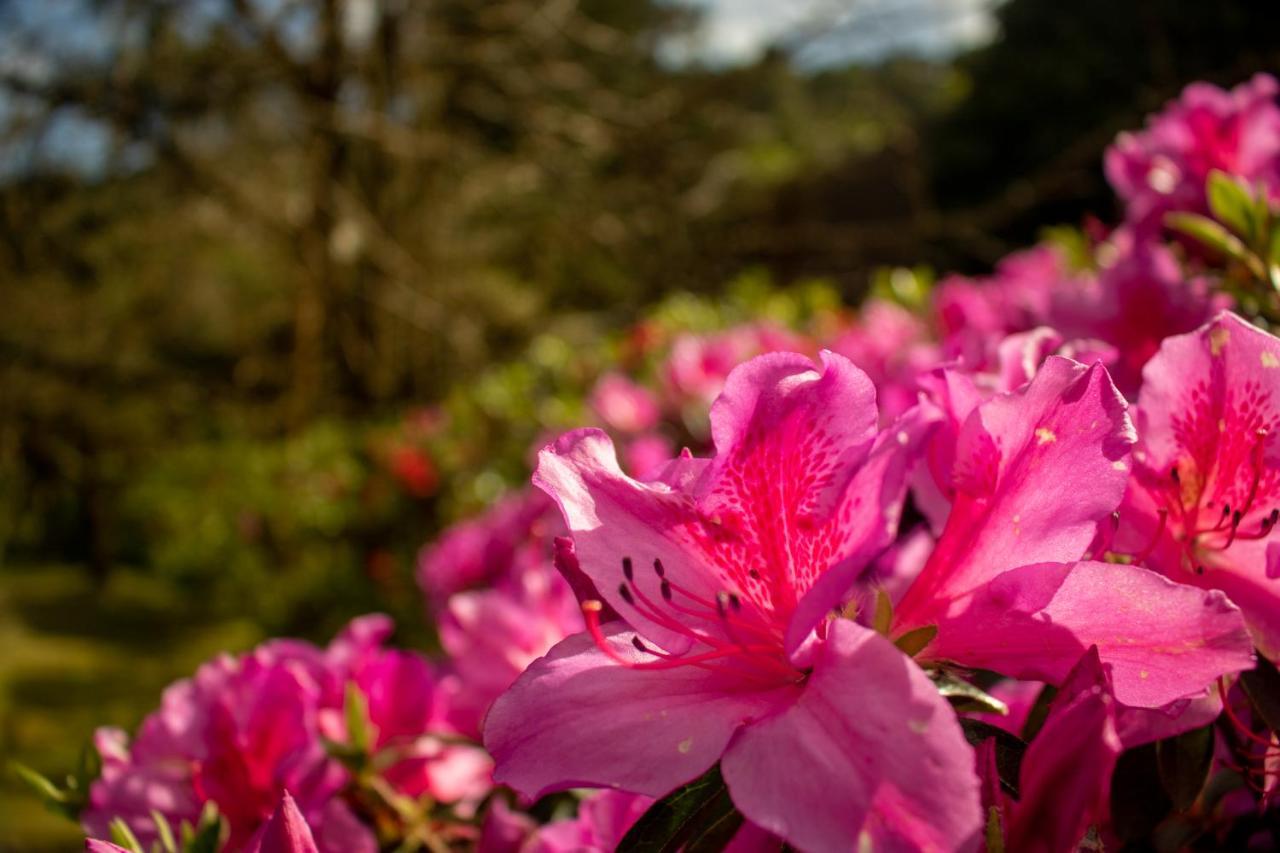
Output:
81,75,1280,852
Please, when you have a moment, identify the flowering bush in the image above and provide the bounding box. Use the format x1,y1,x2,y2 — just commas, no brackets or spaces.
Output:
35,74,1280,852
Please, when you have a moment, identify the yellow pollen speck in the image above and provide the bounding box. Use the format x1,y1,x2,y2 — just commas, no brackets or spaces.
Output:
677,737,693,754
1112,461,1127,471
1219,420,1227,432
1210,326,1230,356
1139,670,1150,680
1263,352,1280,369
908,718,930,734
1035,428,1057,445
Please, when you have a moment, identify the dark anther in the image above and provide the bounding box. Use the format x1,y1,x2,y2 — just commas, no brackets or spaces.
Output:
728,593,742,611
632,636,650,653
622,557,634,581
748,569,761,580
1170,466,1181,484
1233,510,1244,529
660,580,672,601
619,583,635,605
653,558,666,577
1196,565,1205,575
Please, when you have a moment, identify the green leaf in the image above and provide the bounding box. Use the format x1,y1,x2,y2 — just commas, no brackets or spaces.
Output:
1110,744,1173,841
617,764,744,853
10,762,79,819
152,810,179,853
893,624,937,657
1240,654,1280,733
183,802,225,853
1166,212,1252,264
344,680,376,757
931,671,1009,715
109,818,146,853
1207,170,1258,242
984,805,1006,853
1156,723,1215,810
871,587,893,636
1019,684,1057,743
959,720,1026,798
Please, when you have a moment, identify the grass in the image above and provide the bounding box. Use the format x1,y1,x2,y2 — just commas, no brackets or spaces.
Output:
0,562,263,852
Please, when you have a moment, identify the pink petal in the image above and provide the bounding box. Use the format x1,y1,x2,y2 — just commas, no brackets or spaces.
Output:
483,627,796,799
533,428,724,654
720,620,981,853
922,560,1253,707
785,401,939,654
1005,648,1121,853
897,358,1135,628
85,843,133,853
246,791,320,853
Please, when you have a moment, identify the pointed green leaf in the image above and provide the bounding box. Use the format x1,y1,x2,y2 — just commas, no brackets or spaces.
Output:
617,764,744,853
1240,654,1280,733
10,762,67,806
344,680,376,757
109,818,146,853
152,809,179,853
959,720,1026,798
1019,684,1057,743
893,624,937,657
871,588,893,636
1166,212,1251,263
1156,723,1215,811
931,671,1009,715
1207,170,1258,242
183,803,226,853
984,805,1005,853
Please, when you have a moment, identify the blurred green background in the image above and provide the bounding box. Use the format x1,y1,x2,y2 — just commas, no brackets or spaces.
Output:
1,0,1278,847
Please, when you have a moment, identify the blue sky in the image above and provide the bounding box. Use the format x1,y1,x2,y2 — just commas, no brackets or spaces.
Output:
670,0,999,66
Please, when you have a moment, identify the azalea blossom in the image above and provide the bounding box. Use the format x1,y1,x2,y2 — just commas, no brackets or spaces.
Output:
590,372,661,434
1115,311,1280,660
82,616,487,851
486,351,983,851
893,354,1254,709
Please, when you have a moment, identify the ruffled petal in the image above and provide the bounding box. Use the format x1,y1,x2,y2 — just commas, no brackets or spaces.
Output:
922,561,1253,707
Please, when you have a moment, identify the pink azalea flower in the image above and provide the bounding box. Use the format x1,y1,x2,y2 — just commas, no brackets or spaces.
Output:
415,490,562,608
979,648,1121,853
1050,229,1230,395
1106,74,1280,234
933,245,1078,370
663,324,810,408
523,790,653,853
485,351,983,851
245,791,320,853
1115,311,1280,659
892,354,1254,709
86,842,132,853
590,373,661,434
622,432,675,480
438,561,582,738
828,299,941,423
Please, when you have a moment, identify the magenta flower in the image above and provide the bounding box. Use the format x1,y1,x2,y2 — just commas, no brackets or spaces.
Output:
893,355,1254,708
1115,311,1280,659
933,245,1077,370
1106,74,1280,234
662,324,810,408
828,299,941,423
485,351,983,851
415,489,561,608
523,790,653,853
245,792,320,853
590,372,661,434
438,561,581,738
1050,229,1229,394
